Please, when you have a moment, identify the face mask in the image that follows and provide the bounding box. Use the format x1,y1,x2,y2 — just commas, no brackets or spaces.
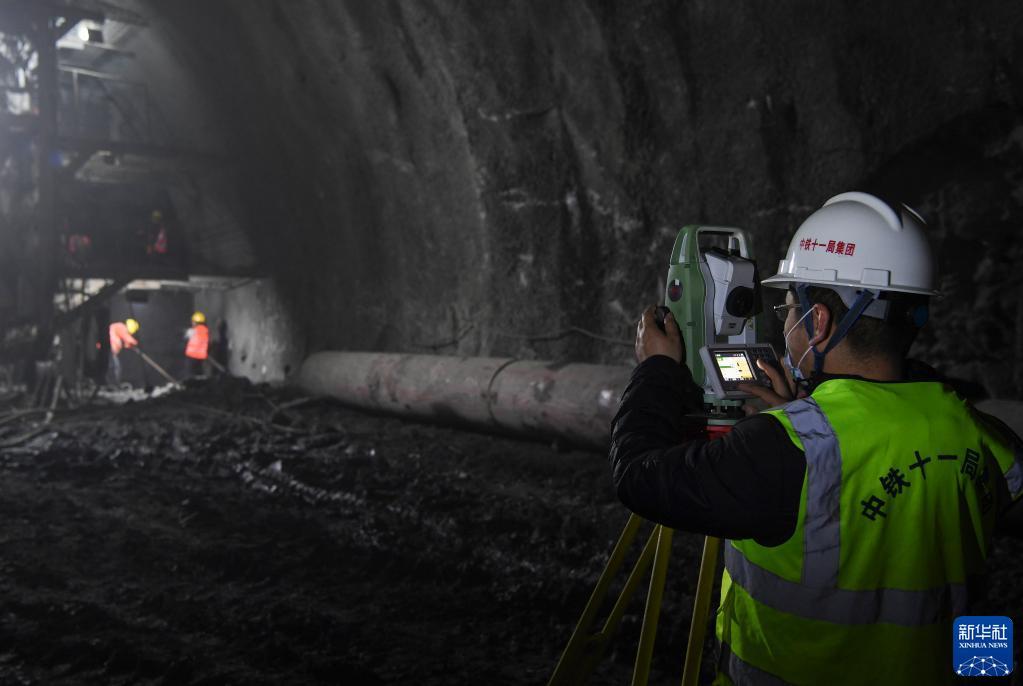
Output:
783,306,815,382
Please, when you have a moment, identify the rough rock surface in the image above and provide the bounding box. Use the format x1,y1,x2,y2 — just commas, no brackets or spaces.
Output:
0,380,698,684
134,1,1023,396
0,379,1020,684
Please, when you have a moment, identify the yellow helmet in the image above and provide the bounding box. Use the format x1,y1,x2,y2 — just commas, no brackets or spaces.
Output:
125,318,140,334
191,311,206,324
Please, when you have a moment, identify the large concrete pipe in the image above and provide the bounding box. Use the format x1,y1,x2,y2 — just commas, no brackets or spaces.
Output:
294,352,633,449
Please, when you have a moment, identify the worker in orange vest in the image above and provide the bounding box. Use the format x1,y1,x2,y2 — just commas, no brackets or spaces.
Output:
108,318,139,385
185,311,210,376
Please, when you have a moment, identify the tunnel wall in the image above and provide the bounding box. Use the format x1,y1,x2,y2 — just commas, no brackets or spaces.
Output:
191,279,301,384
220,280,304,383
143,1,1023,397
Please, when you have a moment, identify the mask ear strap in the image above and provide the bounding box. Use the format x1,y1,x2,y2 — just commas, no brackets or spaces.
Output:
795,284,878,375
794,283,824,372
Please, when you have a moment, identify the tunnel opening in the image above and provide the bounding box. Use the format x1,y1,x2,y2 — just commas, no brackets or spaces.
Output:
47,275,302,397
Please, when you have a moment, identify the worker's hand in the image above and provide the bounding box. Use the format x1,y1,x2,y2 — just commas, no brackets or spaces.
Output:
634,305,683,364
739,359,796,414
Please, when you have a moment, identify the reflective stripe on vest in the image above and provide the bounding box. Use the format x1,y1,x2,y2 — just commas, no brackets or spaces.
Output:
718,382,1016,685
724,546,968,626
1003,439,1023,499
1008,458,1023,499
725,396,969,626
719,642,789,686
785,398,840,587
981,411,1023,499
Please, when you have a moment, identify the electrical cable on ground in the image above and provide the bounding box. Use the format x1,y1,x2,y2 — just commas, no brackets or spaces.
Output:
412,324,475,350
413,323,632,349
494,326,632,347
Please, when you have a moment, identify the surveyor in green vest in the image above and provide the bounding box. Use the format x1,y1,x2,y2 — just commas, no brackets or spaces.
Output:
611,192,1023,684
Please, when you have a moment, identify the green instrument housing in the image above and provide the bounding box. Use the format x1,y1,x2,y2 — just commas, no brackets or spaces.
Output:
662,224,758,402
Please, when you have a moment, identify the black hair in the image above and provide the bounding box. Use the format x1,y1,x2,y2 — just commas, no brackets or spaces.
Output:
793,286,928,359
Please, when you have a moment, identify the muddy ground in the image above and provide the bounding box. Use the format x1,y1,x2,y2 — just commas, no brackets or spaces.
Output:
0,378,1019,685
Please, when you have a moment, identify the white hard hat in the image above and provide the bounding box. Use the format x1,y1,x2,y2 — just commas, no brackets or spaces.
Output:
762,192,937,296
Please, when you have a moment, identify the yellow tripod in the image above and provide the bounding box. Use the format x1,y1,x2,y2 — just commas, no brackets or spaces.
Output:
548,512,721,686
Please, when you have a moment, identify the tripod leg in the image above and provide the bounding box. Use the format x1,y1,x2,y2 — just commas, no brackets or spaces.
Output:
681,536,721,686
631,525,673,686
573,526,661,680
549,513,646,686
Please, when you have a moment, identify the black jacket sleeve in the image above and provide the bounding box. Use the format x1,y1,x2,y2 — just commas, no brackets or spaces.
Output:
609,355,806,547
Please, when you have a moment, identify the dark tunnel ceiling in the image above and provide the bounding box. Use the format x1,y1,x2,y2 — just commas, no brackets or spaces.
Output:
0,0,258,278
17,1,1023,393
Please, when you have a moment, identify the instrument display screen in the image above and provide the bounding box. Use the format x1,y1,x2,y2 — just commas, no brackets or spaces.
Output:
713,351,755,382
700,343,778,399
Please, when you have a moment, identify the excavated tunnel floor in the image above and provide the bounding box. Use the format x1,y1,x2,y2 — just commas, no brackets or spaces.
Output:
0,378,1019,685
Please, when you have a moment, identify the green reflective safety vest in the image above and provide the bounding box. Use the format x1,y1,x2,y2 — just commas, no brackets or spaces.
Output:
715,378,1023,685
